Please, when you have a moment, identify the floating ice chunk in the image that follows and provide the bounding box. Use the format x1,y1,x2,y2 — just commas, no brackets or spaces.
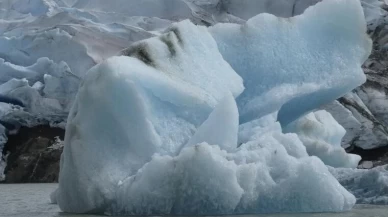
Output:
209,0,372,125
186,92,239,152
55,20,243,213
54,0,367,214
284,110,361,168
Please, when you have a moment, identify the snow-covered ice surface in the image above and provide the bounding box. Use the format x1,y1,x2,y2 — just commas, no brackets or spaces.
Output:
1,184,388,217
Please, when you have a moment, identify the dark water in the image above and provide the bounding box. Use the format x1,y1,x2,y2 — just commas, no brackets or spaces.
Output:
1,184,387,217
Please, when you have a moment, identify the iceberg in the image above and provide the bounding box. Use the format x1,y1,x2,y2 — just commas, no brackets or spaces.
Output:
53,0,372,215
55,20,244,213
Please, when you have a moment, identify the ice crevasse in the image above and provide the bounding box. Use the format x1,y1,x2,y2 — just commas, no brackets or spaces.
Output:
52,0,372,215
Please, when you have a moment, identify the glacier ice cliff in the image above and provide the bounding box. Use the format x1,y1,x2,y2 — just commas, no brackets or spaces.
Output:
50,0,375,214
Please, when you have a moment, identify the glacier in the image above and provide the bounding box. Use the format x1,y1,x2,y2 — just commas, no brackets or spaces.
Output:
49,0,376,215
330,166,388,205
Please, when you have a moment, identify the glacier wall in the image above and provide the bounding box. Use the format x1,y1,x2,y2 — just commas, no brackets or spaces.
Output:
52,0,372,215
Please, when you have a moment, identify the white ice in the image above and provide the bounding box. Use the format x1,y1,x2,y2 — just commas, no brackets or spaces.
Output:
185,92,239,152
209,0,372,126
53,0,370,214
0,57,79,127
55,20,243,213
284,110,361,168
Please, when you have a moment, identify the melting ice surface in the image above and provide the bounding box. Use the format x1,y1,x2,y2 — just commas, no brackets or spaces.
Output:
52,0,373,215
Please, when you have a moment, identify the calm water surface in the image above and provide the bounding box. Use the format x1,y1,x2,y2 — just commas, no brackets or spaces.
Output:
0,184,387,217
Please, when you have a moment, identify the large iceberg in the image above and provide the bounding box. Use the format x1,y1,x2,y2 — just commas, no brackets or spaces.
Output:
54,20,244,213
52,0,372,215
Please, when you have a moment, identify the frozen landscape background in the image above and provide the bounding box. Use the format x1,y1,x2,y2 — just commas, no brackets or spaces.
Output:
0,0,388,216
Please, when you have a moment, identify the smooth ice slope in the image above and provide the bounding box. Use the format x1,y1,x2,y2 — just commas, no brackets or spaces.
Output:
186,92,239,152
210,0,372,126
284,110,361,168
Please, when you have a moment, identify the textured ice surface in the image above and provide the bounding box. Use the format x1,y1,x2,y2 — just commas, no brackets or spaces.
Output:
346,91,388,149
0,57,79,127
331,166,388,205
210,0,372,126
190,0,385,23
284,110,361,168
0,29,95,76
113,140,354,215
0,0,381,214
71,0,192,20
53,0,371,214
55,20,243,213
322,100,364,149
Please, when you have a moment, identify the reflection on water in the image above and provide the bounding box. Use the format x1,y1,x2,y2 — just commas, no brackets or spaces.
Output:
0,184,387,217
